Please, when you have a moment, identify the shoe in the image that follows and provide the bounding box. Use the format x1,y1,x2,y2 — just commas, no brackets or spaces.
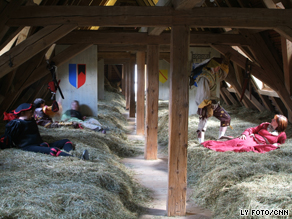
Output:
81,149,89,160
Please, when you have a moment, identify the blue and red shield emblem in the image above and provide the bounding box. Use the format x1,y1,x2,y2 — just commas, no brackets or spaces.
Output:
69,64,86,89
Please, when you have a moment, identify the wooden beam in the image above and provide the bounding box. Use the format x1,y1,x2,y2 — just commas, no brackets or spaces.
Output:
104,59,129,65
129,58,136,118
212,44,274,91
122,64,125,96
220,89,232,105
57,31,248,46
225,65,258,110
221,87,238,105
250,78,275,112
145,45,159,160
233,63,244,88
98,51,133,59
149,0,204,35
240,30,284,82
0,69,17,95
270,97,287,116
167,25,189,217
275,26,292,42
0,25,77,79
7,6,292,29
0,0,25,42
0,50,47,114
98,44,171,52
112,64,121,78
136,51,145,135
281,37,292,95
125,62,130,110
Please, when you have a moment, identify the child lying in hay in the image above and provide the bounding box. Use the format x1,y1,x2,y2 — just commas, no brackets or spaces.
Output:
1,103,89,160
201,114,288,153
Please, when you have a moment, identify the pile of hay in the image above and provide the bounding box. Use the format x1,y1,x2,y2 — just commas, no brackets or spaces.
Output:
0,90,150,219
157,101,292,218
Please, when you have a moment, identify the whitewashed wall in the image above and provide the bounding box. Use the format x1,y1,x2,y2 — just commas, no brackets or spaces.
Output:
55,45,98,117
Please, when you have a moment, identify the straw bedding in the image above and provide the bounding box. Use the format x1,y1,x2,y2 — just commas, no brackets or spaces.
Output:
0,91,150,219
158,101,292,218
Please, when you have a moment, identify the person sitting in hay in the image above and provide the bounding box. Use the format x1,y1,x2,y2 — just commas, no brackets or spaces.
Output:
201,114,288,153
192,54,232,143
1,103,89,160
61,100,107,133
33,98,60,128
33,98,80,129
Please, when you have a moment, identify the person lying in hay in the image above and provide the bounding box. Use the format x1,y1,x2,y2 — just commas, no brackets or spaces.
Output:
61,100,107,133
201,114,288,153
1,103,89,160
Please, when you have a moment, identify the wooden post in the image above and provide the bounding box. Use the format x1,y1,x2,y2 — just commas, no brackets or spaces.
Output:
125,62,130,110
167,25,189,217
129,58,136,118
136,51,146,135
145,45,159,160
122,64,125,96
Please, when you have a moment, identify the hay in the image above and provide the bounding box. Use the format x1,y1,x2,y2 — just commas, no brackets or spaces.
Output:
0,90,150,219
157,101,292,218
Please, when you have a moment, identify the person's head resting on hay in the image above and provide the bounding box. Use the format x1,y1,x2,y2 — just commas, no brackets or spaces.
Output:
272,114,288,133
201,114,288,153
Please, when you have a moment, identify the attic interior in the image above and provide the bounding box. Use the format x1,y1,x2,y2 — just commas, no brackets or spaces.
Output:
0,0,292,120
1,0,292,218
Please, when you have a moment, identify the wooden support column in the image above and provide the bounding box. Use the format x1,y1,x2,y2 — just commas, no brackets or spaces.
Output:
125,62,130,110
129,58,136,118
122,64,125,96
167,25,189,217
145,45,159,160
98,59,105,100
136,51,146,135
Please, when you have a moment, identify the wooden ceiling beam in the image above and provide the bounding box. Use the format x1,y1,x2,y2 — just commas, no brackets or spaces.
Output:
24,43,93,88
0,0,25,42
274,26,292,42
57,31,248,45
0,25,77,79
6,6,292,29
148,0,204,35
212,44,292,118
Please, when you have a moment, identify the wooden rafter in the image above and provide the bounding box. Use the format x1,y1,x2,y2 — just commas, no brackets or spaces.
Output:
0,25,77,79
148,0,204,35
212,44,292,119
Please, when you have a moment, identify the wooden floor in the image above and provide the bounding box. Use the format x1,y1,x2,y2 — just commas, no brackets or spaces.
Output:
121,113,212,219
